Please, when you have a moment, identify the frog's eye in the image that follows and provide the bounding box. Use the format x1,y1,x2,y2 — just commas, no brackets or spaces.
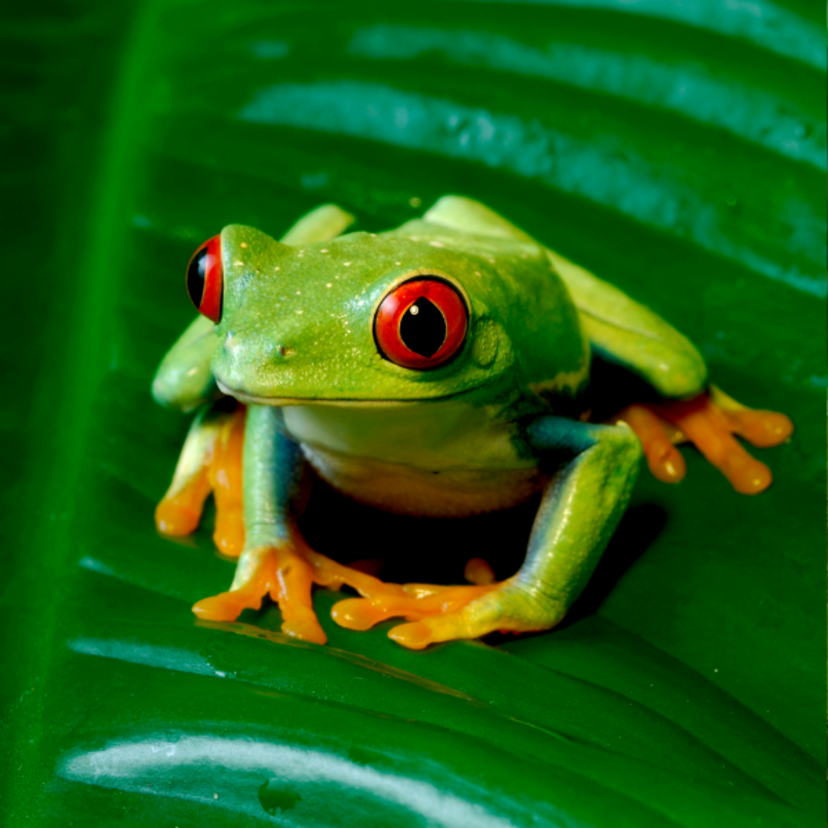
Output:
186,235,223,323
374,278,468,370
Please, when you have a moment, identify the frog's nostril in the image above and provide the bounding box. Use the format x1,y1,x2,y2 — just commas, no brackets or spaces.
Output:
278,346,295,358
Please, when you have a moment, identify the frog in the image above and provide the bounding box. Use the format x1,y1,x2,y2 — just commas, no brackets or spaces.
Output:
152,196,792,649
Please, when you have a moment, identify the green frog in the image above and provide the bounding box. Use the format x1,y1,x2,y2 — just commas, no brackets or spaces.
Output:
152,196,791,649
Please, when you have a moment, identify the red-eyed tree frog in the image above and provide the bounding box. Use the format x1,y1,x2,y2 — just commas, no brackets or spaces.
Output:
152,197,792,649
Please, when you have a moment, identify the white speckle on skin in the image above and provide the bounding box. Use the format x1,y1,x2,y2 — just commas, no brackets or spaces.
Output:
369,233,377,237
240,242,248,248
326,282,332,288
344,262,352,267
429,240,445,248
297,251,304,257
474,271,482,277
320,249,329,253
296,309,304,314
295,290,301,295
274,266,280,271
488,258,496,264
234,260,244,266
395,261,402,266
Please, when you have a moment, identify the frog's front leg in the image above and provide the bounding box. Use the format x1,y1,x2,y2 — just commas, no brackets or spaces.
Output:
191,405,395,645
331,420,642,649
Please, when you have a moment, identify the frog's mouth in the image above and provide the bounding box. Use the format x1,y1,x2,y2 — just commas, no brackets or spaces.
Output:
215,380,475,406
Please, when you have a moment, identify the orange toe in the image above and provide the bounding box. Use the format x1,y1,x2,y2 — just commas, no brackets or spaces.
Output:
281,608,327,644
464,557,496,585
155,471,212,536
617,404,687,484
213,510,245,557
192,590,262,622
330,598,390,630
726,409,793,448
720,450,772,495
388,621,433,649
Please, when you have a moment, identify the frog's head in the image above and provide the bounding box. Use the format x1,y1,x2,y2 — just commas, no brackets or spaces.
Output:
185,223,587,406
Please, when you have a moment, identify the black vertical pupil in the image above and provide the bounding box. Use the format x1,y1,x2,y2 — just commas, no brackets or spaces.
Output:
187,247,209,306
399,298,446,357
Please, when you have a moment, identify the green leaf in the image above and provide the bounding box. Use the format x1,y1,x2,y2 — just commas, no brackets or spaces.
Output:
2,1,823,825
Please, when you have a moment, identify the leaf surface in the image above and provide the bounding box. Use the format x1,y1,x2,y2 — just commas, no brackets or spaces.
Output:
1,2,824,825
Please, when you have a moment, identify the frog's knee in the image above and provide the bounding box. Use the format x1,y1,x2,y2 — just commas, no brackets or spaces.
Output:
649,348,708,400
424,196,531,242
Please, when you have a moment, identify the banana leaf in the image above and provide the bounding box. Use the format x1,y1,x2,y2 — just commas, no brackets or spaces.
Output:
1,1,824,825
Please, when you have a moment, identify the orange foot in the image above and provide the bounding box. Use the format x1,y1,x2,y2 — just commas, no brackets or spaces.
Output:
617,387,793,494
155,404,246,557
191,535,414,646
192,541,327,644
330,557,561,650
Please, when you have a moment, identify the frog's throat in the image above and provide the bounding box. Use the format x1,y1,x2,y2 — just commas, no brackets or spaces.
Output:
215,380,484,407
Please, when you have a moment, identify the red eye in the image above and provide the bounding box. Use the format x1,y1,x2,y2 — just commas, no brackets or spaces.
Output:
374,278,468,370
186,235,223,323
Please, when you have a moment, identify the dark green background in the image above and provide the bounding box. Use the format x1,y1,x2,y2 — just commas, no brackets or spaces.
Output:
1,1,824,825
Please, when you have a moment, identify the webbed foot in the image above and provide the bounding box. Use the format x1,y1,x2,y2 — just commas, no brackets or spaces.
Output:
330,558,563,650
191,536,405,645
617,387,792,494
192,540,328,643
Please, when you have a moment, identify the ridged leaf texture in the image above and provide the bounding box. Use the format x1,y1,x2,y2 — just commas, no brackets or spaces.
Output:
1,1,824,825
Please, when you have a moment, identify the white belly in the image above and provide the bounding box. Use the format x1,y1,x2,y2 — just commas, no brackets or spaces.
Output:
280,400,542,517
300,443,544,517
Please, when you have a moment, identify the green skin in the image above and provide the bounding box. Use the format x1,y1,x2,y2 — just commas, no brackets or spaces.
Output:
154,196,707,642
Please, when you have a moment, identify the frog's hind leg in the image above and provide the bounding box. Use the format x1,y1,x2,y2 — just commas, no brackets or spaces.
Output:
155,402,247,556
280,203,355,245
206,405,246,556
423,195,535,241
155,405,221,537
